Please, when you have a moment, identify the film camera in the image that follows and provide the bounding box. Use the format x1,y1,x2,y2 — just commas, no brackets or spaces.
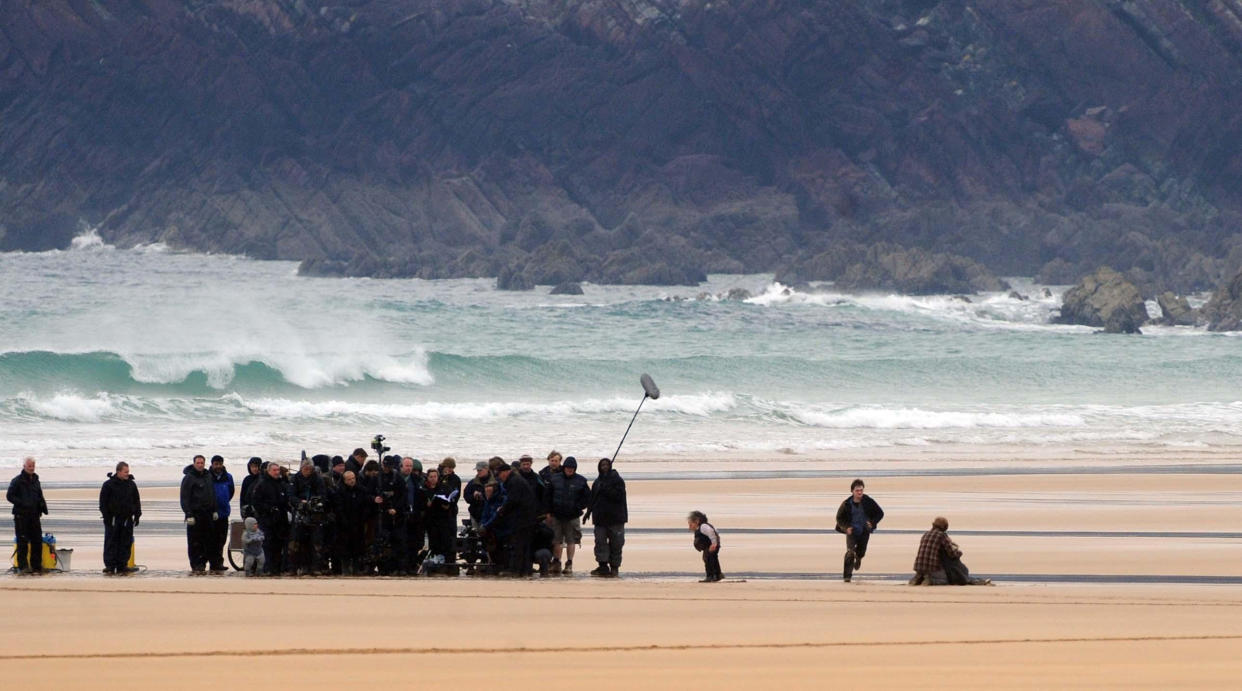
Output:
371,434,390,455
457,518,493,575
295,495,331,526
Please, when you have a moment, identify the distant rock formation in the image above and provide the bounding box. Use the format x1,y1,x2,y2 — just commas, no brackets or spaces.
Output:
1155,292,1200,327
777,244,1009,295
550,281,584,295
5,1,1242,290
1200,269,1242,331
1056,267,1149,334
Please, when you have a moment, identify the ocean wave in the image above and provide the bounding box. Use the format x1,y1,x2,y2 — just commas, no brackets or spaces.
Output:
779,404,1087,429
0,348,433,390
226,391,738,422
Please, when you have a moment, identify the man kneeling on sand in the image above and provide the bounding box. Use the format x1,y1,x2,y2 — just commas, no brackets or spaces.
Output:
910,516,991,586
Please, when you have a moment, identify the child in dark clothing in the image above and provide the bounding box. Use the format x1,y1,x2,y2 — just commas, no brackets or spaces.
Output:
687,510,723,583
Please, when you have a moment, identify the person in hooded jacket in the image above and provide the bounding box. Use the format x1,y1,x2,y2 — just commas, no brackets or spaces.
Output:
7,457,49,574
252,462,292,575
463,461,490,530
208,455,234,573
99,461,142,574
239,457,262,519
585,457,627,577
545,456,589,575
180,455,216,573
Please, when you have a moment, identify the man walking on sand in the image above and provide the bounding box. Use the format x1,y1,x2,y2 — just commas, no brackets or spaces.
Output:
835,478,883,582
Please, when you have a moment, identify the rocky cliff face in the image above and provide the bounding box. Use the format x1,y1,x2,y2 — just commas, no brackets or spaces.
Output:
4,1,1242,289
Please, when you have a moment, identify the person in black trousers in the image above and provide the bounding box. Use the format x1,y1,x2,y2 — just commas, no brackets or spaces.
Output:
180,455,216,574
99,462,142,574
7,457,48,574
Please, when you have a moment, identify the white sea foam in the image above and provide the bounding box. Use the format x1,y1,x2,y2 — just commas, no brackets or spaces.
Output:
228,392,738,422
69,227,112,251
785,405,1087,429
123,348,433,389
21,392,118,422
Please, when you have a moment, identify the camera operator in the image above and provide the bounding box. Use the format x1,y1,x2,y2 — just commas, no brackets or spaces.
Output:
289,459,329,575
478,479,506,571
366,456,407,574
345,448,368,475
252,462,292,575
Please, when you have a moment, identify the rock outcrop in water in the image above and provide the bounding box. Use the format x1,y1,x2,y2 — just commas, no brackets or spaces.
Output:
1199,269,1242,331
1056,267,1149,334
1155,291,1200,327
776,243,1009,295
5,1,1242,289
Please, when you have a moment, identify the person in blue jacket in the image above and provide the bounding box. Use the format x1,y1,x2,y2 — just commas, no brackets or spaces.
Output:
208,455,235,573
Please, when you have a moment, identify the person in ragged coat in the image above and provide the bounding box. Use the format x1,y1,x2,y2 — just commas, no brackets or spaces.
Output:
585,457,627,578
99,461,142,575
7,457,48,574
252,462,292,575
208,455,234,573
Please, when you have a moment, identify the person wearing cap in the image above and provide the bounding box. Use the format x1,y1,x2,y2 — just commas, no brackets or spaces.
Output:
437,458,462,564
585,457,627,577
516,455,544,508
208,455,234,573
464,461,491,531
545,456,589,575
538,451,563,486
487,461,538,576
239,457,263,519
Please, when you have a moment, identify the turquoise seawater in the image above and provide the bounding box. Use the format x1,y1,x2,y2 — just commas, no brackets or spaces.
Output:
2,234,1241,468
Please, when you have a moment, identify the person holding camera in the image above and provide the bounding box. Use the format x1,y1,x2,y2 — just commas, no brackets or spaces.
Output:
289,459,328,574
487,462,538,577
334,470,374,575
252,461,292,575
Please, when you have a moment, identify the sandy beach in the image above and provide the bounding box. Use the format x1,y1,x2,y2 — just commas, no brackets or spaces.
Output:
3,446,1241,689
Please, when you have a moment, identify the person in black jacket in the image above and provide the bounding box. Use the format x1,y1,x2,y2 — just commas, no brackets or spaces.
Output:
99,461,141,575
545,456,589,575
239,457,262,519
252,462,292,575
517,455,544,508
489,462,538,576
180,455,215,574
585,457,627,577
7,457,48,574
334,470,374,575
834,479,884,583
463,461,491,530
289,459,328,574
433,458,462,563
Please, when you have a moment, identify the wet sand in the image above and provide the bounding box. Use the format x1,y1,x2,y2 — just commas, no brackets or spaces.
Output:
3,452,1242,688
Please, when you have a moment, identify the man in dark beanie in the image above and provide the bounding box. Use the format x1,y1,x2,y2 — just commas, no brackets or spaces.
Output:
99,461,141,574
7,457,48,574
208,455,234,573
585,457,627,577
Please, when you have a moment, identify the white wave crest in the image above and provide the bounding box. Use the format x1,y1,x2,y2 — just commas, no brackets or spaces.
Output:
228,392,737,422
16,392,119,422
787,405,1087,430
121,348,433,389
69,227,112,251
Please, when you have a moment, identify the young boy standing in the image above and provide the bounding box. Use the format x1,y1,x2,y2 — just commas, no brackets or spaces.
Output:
687,511,724,583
